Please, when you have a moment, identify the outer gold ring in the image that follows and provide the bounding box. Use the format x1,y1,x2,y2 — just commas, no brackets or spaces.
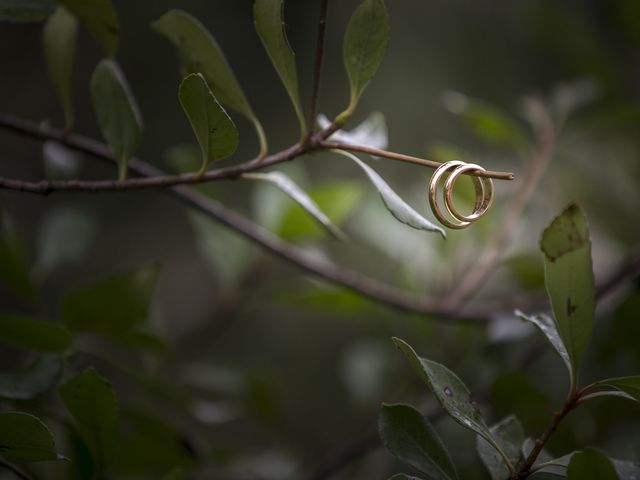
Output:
428,160,470,229
444,163,494,222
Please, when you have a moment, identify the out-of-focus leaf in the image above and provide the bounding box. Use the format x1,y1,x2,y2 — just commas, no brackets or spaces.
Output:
379,403,458,480
254,0,305,133
43,6,77,129
441,91,527,148
318,112,388,150
540,203,595,389
341,0,389,119
0,354,62,400
43,141,82,179
277,181,362,240
0,412,60,462
476,416,524,480
0,0,54,22
0,314,72,352
0,220,36,305
178,73,238,174
243,171,346,240
584,376,640,403
567,448,619,480
341,340,389,403
335,150,445,237
60,368,118,468
161,468,185,480
59,0,118,57
90,59,142,180
551,79,599,120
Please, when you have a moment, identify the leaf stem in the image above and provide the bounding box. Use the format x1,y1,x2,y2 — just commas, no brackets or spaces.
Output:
306,0,330,141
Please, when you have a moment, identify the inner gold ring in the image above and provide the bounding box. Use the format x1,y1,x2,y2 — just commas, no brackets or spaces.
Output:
444,163,494,222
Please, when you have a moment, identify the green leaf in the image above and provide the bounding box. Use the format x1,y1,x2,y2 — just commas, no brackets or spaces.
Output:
90,59,143,180
178,73,239,175
379,403,458,480
515,311,572,386
476,416,525,480
567,448,619,480
0,0,54,22
318,111,388,150
254,0,305,134
58,0,118,57
43,6,77,130
0,354,62,400
334,150,445,237
0,412,60,462
0,314,72,352
540,203,595,390
60,368,118,468
584,376,640,403
152,9,266,154
161,467,185,480
340,0,389,122
243,171,346,240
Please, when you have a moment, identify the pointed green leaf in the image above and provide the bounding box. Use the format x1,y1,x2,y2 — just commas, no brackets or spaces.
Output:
178,73,238,174
43,6,77,130
60,368,118,468
243,171,346,240
161,467,185,480
567,448,619,480
476,416,525,480
540,203,595,389
584,376,640,403
334,150,445,237
0,412,59,462
0,0,54,22
254,0,305,134
515,311,573,387
0,354,62,400
341,0,389,119
58,0,118,57
90,59,142,180
379,403,458,480
0,314,72,352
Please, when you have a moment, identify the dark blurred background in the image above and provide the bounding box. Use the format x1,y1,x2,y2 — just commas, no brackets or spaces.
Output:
1,1,639,479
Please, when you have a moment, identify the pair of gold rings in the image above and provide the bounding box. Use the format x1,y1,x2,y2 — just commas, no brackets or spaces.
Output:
428,160,494,229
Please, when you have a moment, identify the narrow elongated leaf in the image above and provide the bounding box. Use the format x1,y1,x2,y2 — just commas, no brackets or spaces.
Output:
90,59,142,180
341,0,389,118
0,354,62,400
379,403,458,480
0,412,59,462
318,111,388,150
584,376,640,403
567,448,619,480
254,0,305,133
334,150,445,237
0,0,54,22
476,416,524,480
43,6,77,130
515,311,573,386
59,0,117,57
540,203,595,389
243,172,346,240
0,314,72,352
178,73,238,174
60,368,118,468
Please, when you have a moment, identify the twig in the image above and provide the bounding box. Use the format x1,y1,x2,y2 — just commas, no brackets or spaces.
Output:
306,0,330,141
0,459,35,480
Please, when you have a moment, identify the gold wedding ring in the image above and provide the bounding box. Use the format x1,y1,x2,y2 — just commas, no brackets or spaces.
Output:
428,160,494,229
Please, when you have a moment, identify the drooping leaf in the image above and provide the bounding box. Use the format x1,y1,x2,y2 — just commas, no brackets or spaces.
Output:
254,0,305,134
161,467,185,480
0,314,72,352
60,368,118,468
42,6,77,129
584,376,640,403
476,416,525,480
567,448,619,480
0,0,54,22
152,9,267,154
58,0,118,57
178,73,238,174
0,354,62,400
90,59,143,180
243,171,346,240
318,111,388,150
515,311,573,386
379,403,458,480
540,203,595,390
340,0,389,121
0,412,60,462
334,150,445,237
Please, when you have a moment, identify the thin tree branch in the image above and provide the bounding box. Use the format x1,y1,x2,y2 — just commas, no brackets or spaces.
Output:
306,0,330,140
0,459,35,480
